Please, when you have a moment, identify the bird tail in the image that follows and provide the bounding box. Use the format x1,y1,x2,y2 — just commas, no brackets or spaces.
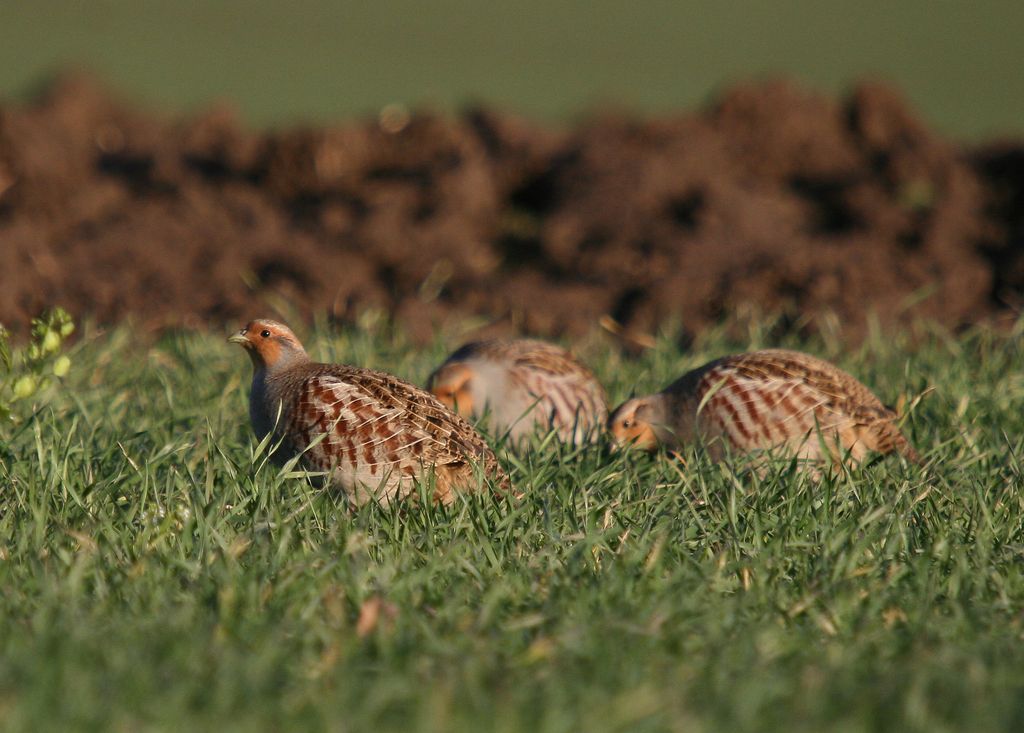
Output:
894,432,924,466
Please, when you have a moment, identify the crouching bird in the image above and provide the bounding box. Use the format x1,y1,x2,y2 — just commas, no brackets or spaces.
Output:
229,319,508,505
427,339,608,445
608,349,920,466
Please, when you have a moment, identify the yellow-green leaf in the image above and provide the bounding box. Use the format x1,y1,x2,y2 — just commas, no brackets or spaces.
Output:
53,355,71,378
42,329,62,354
13,375,36,399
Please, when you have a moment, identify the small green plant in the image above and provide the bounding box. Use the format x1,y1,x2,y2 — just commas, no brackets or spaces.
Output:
0,307,75,421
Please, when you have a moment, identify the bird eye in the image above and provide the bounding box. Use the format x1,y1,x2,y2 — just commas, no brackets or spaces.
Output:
622,419,633,429
260,330,271,338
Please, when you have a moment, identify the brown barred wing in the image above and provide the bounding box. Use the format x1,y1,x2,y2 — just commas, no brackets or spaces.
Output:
691,350,917,463
511,364,607,442
289,367,506,504
730,350,919,461
506,341,609,442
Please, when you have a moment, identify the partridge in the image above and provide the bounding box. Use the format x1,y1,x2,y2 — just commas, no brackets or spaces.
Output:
229,319,508,505
608,349,919,465
427,339,608,445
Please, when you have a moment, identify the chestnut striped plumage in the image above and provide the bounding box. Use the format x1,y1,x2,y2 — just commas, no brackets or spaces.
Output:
230,319,508,505
608,349,919,465
427,339,608,445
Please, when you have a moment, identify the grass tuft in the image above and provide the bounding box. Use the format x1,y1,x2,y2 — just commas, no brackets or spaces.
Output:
1,318,1023,731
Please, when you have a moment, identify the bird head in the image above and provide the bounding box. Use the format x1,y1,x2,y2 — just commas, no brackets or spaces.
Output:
607,396,663,451
427,362,475,417
228,319,309,372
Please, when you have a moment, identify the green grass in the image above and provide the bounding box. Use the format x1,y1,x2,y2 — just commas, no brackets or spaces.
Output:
1,1,1023,138
1,314,1023,732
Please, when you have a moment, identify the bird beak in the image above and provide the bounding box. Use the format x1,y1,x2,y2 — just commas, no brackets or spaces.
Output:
228,331,249,346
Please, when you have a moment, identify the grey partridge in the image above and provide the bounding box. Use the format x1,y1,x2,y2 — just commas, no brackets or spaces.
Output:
427,339,608,445
230,319,508,505
608,349,919,465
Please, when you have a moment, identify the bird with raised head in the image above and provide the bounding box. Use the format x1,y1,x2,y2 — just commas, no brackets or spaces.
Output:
427,339,608,445
229,319,508,505
608,349,920,466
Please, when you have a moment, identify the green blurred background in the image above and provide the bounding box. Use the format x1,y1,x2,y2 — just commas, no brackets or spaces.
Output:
0,0,1021,139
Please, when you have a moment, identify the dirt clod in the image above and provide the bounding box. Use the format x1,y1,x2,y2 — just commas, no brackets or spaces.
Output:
1,73,1021,341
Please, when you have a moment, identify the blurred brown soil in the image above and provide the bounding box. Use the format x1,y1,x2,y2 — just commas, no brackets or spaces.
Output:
1,73,1022,343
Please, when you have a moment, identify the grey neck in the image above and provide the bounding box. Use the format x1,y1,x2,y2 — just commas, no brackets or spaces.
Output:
249,367,278,442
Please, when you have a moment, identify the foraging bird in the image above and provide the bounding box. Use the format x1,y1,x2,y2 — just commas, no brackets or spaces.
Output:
229,319,507,505
427,339,608,445
608,349,919,465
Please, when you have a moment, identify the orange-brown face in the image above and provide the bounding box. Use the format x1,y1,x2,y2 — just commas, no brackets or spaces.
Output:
607,398,660,451
228,319,306,369
427,363,474,417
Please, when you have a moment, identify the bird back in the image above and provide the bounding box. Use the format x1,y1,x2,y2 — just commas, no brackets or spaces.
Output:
665,349,919,463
